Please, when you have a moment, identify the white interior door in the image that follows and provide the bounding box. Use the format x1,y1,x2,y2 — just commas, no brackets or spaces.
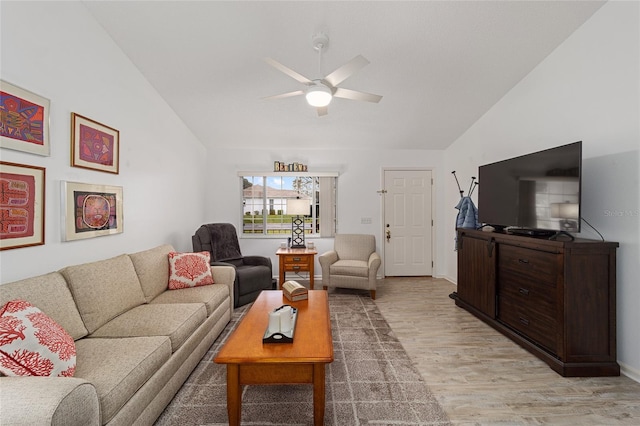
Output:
383,170,433,276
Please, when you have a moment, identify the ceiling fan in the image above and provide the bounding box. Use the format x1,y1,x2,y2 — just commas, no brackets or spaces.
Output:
263,32,382,116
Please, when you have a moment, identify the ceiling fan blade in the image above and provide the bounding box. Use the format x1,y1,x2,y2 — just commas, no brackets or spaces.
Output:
333,87,382,103
262,90,304,101
317,106,328,116
265,57,313,85
324,55,370,87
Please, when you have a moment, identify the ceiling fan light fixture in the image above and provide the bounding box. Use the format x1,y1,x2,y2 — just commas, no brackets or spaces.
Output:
264,32,381,115
306,83,332,107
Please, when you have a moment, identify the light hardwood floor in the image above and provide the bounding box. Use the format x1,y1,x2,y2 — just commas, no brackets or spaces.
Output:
370,277,640,425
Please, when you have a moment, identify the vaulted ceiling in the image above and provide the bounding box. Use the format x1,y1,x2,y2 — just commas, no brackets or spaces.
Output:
84,1,605,151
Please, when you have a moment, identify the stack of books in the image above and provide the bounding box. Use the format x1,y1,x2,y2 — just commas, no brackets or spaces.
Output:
282,280,308,302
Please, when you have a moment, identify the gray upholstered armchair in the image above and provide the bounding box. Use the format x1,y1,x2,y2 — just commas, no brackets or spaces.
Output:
192,223,275,308
319,234,381,299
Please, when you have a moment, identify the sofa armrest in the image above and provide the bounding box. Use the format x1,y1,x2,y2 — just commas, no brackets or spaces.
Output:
318,250,339,286
211,261,235,269
367,252,382,277
211,265,236,312
318,250,338,268
0,376,100,426
242,255,272,269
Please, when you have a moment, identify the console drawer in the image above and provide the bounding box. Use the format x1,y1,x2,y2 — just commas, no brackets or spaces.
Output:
499,275,557,319
499,295,558,353
498,245,559,285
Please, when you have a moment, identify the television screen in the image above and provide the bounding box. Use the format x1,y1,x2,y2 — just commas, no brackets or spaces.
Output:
478,141,582,233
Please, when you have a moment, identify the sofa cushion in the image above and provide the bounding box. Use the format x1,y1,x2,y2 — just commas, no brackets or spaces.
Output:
150,284,229,317
0,300,76,377
89,303,206,353
168,251,214,289
60,254,146,334
74,336,171,424
129,244,174,303
0,272,88,340
330,260,369,277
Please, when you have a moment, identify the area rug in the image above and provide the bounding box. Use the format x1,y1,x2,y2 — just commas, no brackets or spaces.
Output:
155,291,451,425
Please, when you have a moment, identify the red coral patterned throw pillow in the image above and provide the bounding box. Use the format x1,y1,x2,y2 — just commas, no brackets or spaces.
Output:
0,300,76,377
168,251,215,290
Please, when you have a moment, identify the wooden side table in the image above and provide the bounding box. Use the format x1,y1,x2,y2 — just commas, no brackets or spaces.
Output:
276,247,317,289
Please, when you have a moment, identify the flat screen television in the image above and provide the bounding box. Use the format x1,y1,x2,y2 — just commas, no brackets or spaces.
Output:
478,141,582,235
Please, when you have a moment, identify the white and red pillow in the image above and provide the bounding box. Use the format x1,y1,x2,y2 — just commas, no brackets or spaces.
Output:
168,251,214,290
0,300,76,377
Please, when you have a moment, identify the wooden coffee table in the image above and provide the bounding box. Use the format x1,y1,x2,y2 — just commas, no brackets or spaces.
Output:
214,290,333,426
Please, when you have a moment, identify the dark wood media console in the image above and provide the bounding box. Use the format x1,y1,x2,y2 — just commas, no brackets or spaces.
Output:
454,228,619,377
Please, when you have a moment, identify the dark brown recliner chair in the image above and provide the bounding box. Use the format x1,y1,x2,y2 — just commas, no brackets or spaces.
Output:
192,223,275,308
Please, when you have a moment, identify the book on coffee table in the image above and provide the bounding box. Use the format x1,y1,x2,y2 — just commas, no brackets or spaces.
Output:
282,280,308,301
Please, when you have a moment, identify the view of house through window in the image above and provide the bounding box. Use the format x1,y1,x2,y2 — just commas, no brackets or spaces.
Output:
240,174,336,237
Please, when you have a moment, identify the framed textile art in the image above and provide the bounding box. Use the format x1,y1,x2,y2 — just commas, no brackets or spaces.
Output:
0,161,46,250
62,181,123,241
71,113,119,174
0,80,51,156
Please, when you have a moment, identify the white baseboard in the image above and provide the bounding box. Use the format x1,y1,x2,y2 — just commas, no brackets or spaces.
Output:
619,361,640,384
432,274,456,285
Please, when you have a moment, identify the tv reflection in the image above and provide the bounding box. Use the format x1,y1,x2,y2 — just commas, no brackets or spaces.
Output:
518,173,580,232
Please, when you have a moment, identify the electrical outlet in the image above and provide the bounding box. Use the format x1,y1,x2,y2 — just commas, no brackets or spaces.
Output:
361,217,372,224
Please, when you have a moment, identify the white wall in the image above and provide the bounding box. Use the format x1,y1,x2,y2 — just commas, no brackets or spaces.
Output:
204,148,447,278
442,1,640,380
0,2,207,283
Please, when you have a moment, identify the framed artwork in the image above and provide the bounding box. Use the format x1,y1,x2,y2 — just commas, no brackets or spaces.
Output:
0,80,51,156
71,113,120,174
62,181,123,241
0,161,46,250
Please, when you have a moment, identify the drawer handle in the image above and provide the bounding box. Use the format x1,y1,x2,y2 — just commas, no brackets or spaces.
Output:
518,287,530,296
518,258,529,264
293,266,301,270
293,257,301,261
519,317,530,326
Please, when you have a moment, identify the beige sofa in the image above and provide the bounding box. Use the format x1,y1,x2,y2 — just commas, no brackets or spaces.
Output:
0,244,235,425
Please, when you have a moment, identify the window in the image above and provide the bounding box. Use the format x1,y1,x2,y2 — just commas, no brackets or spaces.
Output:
239,173,337,237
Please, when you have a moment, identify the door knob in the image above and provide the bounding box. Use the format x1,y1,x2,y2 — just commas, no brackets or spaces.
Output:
386,229,391,242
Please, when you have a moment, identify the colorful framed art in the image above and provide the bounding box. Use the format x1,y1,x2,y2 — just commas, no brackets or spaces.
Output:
0,80,51,156
62,181,123,241
71,113,120,174
0,161,46,250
